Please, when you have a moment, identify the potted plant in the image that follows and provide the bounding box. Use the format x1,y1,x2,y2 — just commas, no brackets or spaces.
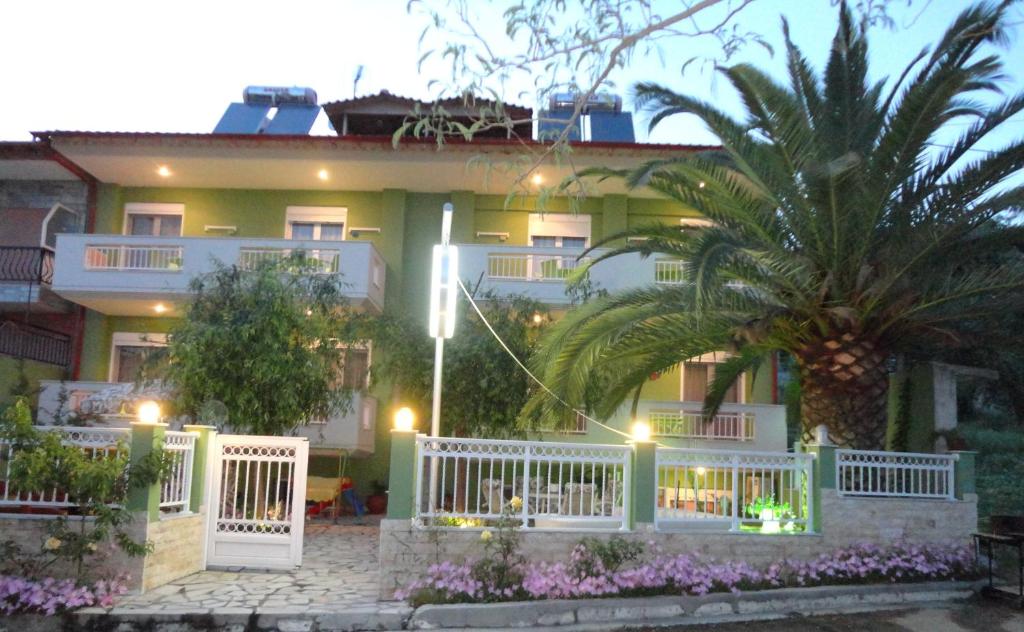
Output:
366,479,388,514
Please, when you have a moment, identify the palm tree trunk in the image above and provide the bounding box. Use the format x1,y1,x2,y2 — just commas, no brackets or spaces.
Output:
796,336,890,449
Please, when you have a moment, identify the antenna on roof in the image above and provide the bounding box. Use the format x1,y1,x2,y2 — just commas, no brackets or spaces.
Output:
353,65,365,98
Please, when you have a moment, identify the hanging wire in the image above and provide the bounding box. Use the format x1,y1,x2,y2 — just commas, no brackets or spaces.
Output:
457,278,652,443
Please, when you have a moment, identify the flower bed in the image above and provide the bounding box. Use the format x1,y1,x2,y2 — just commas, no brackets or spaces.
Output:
0,575,127,615
398,541,978,605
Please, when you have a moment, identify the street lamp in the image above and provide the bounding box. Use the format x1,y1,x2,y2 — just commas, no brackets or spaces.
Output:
427,203,458,510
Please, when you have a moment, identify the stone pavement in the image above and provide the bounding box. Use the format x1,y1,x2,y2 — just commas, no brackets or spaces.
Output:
94,519,399,618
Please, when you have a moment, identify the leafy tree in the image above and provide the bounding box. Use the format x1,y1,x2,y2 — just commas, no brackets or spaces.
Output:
158,256,363,435
527,2,1024,448
372,291,548,438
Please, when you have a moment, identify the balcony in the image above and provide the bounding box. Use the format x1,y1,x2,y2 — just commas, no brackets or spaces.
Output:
458,244,685,304
636,401,787,451
0,323,71,367
52,234,386,316
37,380,378,456
0,247,73,312
292,393,377,457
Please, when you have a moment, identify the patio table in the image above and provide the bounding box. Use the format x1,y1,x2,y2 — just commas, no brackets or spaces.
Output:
972,530,1024,602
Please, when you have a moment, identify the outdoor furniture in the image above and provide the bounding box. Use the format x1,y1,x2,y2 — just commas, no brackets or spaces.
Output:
560,483,595,515
973,514,1024,603
480,478,504,514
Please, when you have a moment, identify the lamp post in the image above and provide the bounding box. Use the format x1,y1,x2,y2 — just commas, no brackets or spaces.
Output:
427,203,458,509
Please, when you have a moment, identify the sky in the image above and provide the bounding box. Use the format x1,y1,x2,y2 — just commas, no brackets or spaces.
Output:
0,0,1022,151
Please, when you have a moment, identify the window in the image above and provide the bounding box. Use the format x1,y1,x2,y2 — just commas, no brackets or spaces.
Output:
123,203,184,237
527,213,591,248
681,355,742,404
109,333,167,382
341,347,370,390
285,206,348,241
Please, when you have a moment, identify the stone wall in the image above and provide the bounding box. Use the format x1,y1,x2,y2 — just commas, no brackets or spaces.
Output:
377,491,978,599
0,180,88,216
0,510,206,593
142,513,205,591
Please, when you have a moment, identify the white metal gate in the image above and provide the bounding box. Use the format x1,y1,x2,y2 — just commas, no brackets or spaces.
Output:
205,435,309,569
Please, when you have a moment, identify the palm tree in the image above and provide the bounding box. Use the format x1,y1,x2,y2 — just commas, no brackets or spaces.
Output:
527,2,1024,449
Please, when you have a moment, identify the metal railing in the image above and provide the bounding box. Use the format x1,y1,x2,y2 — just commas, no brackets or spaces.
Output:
85,245,183,271
237,247,340,274
836,449,957,500
0,322,71,366
160,431,197,514
486,253,590,282
0,247,55,284
655,447,814,533
651,409,755,441
0,427,130,511
654,259,686,285
415,436,631,530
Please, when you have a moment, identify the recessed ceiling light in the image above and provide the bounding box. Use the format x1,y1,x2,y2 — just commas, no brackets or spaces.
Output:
157,166,172,177
531,173,543,186
153,303,168,314
317,169,329,181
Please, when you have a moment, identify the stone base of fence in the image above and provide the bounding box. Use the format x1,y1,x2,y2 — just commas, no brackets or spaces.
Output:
0,510,205,594
378,490,978,599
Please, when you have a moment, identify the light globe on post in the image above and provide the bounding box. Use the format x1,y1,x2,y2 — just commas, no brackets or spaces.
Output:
631,420,651,442
137,400,161,425
394,407,416,433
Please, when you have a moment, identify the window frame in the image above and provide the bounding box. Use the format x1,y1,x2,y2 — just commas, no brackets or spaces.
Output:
108,332,168,383
122,203,185,237
527,213,591,248
678,352,746,404
285,206,348,241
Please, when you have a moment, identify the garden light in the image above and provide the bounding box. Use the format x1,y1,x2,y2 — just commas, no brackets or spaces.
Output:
631,420,651,442
137,400,161,424
394,407,416,432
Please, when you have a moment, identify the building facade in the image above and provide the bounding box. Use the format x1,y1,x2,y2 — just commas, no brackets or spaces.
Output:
19,93,783,496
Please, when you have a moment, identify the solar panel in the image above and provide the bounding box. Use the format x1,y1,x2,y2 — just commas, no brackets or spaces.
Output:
589,111,635,143
265,105,321,135
537,109,582,142
214,103,271,134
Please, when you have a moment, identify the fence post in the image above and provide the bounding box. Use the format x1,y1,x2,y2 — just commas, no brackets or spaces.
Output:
802,441,834,534
183,425,217,514
387,429,418,520
127,421,167,522
630,440,657,530
951,451,976,500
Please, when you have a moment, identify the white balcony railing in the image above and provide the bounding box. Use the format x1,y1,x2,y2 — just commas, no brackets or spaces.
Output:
54,234,386,314
487,253,591,282
415,436,631,530
651,408,755,441
238,247,341,274
654,259,686,285
836,449,957,500
655,447,814,533
85,245,183,271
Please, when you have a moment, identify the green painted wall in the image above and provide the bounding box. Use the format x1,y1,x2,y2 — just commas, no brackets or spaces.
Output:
78,313,178,381
0,357,66,409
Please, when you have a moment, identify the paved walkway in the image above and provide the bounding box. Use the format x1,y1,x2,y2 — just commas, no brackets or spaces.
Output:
106,520,388,615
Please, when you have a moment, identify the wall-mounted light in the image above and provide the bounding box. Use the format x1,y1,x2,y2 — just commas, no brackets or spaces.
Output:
153,303,168,314
531,173,544,186
317,169,329,181
156,166,172,178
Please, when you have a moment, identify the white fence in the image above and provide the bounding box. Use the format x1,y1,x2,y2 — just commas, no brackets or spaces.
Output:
836,449,957,500
487,253,590,282
0,427,130,511
415,436,631,530
655,448,814,533
160,431,198,514
85,245,183,271
651,409,755,441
